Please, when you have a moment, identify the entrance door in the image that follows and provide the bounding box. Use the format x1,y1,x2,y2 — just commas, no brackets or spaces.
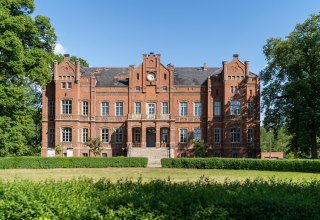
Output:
146,129,156,147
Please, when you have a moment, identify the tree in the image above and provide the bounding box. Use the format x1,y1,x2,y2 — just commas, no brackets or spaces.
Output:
192,140,208,157
0,0,56,156
261,14,320,158
86,138,103,157
54,54,89,67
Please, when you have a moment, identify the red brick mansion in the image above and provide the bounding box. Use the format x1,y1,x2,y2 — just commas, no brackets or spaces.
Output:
42,53,260,158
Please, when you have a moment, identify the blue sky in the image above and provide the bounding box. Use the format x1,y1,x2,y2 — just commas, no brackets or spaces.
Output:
35,0,320,74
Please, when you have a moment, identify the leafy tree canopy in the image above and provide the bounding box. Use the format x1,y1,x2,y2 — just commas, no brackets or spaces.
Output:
54,54,89,67
0,0,56,156
261,14,320,158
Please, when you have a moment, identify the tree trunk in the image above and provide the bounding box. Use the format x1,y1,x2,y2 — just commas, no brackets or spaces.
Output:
311,131,318,159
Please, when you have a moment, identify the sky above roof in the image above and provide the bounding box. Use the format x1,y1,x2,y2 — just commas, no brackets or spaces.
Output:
34,0,320,74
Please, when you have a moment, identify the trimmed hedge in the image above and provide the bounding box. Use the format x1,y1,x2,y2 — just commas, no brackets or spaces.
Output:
1,178,320,219
161,158,320,173
0,157,148,169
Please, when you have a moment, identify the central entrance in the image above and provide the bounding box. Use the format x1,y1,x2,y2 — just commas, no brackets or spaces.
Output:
146,128,156,147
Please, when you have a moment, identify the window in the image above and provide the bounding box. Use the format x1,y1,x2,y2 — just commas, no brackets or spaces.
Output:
82,101,89,116
115,129,123,143
61,82,66,89
163,86,168,92
82,128,88,143
214,128,221,143
135,102,141,114
116,102,123,116
61,127,72,142
101,102,109,116
230,100,241,115
250,90,252,96
137,73,139,80
135,86,140,91
161,129,168,143
216,89,219,95
48,101,55,116
180,102,188,116
214,101,221,116
101,128,109,143
194,102,202,116
67,82,72,89
148,103,156,115
162,102,169,114
49,128,55,143
231,86,234,93
180,153,187,158
230,128,241,143
248,101,254,117
214,153,221,157
101,153,107,157
247,128,254,143
61,100,72,114
134,129,141,143
82,153,88,157
193,128,201,140
164,73,167,80
180,129,188,143
232,152,239,158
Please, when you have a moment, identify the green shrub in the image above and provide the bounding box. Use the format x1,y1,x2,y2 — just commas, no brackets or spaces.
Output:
0,178,319,219
0,157,148,169
161,158,320,173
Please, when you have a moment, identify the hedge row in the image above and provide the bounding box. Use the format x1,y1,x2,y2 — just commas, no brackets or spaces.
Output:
0,157,148,169
161,158,320,173
1,178,320,219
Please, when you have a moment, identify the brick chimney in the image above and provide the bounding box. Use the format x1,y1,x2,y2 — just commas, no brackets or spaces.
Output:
222,61,227,80
53,60,58,81
63,54,70,61
245,60,250,76
233,54,239,61
75,60,80,82
203,62,207,71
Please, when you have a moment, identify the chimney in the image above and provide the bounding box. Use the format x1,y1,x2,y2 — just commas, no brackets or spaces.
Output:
63,54,70,61
233,54,239,61
222,61,227,80
245,61,250,76
203,62,207,71
75,60,80,82
53,60,58,81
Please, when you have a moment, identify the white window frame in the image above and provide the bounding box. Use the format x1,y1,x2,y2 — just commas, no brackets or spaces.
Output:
61,127,72,142
162,86,168,92
135,102,141,114
230,100,241,115
162,102,169,115
115,128,123,143
135,86,140,91
148,103,156,115
67,82,72,89
82,128,88,143
101,128,109,143
214,128,221,144
134,129,141,143
115,102,123,116
247,128,254,143
101,102,109,116
61,100,72,115
82,101,89,116
180,128,188,143
214,101,221,116
194,102,202,116
161,128,168,143
193,128,201,140
230,128,241,143
180,102,188,116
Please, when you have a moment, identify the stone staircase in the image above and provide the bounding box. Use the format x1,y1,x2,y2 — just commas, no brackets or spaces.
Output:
128,147,169,168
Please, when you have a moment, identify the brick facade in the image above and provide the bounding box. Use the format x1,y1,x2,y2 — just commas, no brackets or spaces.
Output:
42,53,260,158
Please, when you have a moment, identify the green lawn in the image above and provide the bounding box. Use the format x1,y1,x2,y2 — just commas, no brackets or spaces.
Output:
0,168,319,182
